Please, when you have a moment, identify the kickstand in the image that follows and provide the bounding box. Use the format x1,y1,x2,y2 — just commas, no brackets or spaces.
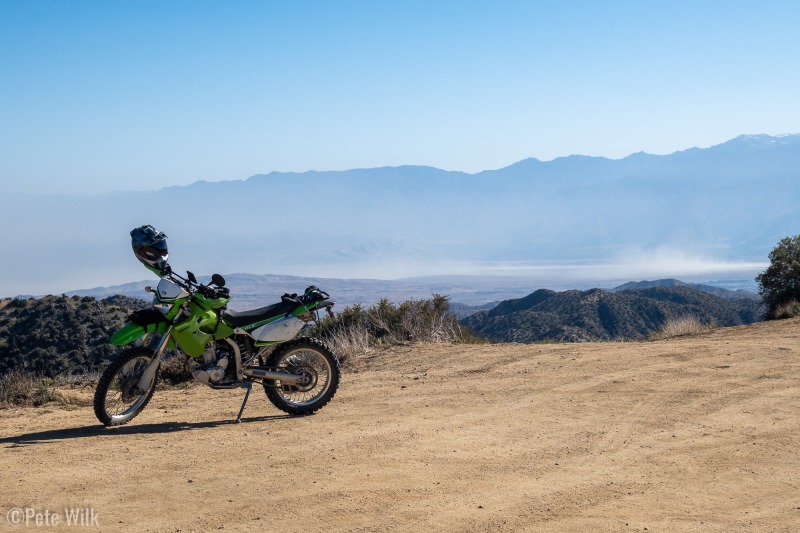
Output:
236,381,253,423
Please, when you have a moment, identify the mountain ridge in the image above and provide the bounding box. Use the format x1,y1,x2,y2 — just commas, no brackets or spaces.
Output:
1,133,795,297
462,285,764,343
8,133,798,198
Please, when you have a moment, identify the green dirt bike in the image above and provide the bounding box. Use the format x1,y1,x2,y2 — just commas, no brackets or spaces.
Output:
93,225,340,426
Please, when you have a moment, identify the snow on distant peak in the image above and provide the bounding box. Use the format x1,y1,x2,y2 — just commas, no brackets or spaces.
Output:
733,133,800,146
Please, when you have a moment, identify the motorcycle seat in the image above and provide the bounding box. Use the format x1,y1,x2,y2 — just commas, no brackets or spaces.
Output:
223,301,298,328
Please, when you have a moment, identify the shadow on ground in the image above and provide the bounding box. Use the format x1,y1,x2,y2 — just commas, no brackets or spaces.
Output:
0,414,293,447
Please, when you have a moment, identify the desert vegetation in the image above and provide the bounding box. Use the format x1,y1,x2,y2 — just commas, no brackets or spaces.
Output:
0,293,478,407
0,294,147,377
0,281,769,409
310,294,482,363
0,369,64,407
648,314,710,340
772,299,800,319
0,294,196,407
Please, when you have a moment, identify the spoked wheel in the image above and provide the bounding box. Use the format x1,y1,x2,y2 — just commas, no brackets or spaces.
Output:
94,347,160,426
262,338,340,415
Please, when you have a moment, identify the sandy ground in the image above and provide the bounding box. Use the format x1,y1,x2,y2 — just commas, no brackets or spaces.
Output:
1,319,799,532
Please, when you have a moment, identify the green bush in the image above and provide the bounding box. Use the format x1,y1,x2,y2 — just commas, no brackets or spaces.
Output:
757,235,800,319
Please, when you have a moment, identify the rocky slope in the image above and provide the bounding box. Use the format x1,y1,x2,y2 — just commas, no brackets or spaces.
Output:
462,285,764,342
0,295,147,377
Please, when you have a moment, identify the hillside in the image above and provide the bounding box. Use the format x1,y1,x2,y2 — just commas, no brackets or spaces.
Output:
0,284,764,378
462,285,764,342
1,319,797,531
0,295,147,377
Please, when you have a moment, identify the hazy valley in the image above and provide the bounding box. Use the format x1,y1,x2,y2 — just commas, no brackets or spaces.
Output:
2,134,796,297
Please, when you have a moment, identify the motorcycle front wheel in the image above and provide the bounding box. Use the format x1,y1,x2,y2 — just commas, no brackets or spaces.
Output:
94,347,160,426
262,338,340,415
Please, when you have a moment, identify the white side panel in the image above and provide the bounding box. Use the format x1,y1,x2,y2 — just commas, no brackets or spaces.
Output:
252,316,304,342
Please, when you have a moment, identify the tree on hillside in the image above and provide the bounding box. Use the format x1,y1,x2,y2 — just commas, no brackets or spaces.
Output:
756,235,800,318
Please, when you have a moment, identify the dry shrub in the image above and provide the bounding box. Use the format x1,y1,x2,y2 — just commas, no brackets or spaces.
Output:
55,372,100,387
322,319,373,365
650,315,708,340
158,352,194,387
312,294,481,364
773,299,800,319
0,370,64,407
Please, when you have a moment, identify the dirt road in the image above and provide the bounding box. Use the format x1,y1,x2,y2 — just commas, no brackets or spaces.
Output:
2,319,799,531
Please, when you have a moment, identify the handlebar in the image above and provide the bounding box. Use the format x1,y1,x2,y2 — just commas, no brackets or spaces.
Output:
161,270,228,298
160,269,328,305
198,284,230,299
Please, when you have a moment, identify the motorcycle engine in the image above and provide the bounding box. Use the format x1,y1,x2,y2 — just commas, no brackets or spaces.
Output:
189,342,232,384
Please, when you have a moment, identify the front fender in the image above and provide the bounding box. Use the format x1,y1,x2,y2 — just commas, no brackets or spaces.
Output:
110,323,147,345
110,321,165,346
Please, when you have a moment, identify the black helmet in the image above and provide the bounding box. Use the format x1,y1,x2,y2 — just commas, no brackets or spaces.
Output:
131,225,168,272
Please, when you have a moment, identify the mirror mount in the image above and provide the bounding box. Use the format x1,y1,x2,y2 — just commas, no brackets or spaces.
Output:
157,260,172,276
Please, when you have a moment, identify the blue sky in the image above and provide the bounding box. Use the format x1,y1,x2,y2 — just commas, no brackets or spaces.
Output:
2,0,799,195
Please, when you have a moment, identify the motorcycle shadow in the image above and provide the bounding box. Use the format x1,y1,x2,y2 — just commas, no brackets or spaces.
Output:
0,414,293,447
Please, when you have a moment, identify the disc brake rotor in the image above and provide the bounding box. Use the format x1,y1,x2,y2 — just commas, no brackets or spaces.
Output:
281,365,318,393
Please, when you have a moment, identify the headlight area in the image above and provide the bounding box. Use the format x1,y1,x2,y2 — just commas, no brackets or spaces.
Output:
154,303,174,315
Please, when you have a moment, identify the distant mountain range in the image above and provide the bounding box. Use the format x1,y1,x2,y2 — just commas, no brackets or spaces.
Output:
462,285,764,343
65,273,759,314
65,273,565,310
3,134,795,296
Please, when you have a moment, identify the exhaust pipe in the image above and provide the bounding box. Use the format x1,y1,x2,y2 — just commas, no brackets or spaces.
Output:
244,367,305,385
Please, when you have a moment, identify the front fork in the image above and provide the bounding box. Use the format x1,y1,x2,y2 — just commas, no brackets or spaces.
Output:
136,326,173,391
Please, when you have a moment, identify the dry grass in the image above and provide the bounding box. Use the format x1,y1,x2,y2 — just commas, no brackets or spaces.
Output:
0,370,65,407
649,315,709,340
322,320,375,365
0,358,195,408
316,296,483,367
773,299,800,319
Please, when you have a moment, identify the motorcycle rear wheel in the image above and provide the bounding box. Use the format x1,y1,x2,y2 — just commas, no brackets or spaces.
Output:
94,347,160,426
262,338,340,415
